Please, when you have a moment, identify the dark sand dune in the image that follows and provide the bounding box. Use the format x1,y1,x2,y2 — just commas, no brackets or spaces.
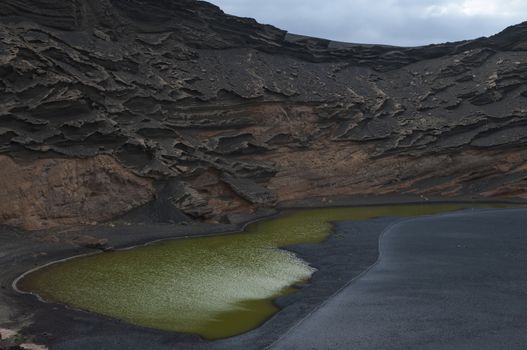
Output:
271,208,527,350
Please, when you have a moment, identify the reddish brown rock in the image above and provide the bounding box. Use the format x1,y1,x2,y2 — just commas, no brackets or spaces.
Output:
0,155,155,230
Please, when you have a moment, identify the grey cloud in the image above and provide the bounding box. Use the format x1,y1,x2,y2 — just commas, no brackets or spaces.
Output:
209,0,527,46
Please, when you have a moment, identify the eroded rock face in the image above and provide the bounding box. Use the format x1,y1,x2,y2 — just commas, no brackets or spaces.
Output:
1,0,527,229
0,155,154,230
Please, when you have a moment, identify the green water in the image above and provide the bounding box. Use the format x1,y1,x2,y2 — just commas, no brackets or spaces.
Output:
17,203,513,339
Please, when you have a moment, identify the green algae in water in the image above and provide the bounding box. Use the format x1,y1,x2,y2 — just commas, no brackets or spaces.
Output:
17,203,513,339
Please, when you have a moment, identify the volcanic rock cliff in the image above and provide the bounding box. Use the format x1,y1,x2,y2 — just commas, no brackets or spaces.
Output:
1,0,527,230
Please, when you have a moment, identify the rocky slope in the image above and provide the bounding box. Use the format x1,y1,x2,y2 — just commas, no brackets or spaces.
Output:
1,0,527,230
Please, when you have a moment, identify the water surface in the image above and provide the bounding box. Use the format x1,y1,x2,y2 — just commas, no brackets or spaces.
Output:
17,204,512,339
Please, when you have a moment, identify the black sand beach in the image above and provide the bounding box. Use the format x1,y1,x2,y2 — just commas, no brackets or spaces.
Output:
1,203,526,349
271,208,527,350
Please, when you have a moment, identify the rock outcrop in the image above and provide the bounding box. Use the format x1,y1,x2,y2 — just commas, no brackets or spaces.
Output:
0,155,155,230
1,0,527,229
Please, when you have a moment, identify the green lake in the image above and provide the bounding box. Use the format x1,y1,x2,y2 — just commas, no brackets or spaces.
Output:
17,203,513,339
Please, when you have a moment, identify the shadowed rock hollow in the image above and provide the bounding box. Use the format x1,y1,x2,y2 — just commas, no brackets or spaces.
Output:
2,0,527,229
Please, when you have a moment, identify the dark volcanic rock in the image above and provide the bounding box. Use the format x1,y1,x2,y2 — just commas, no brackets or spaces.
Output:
222,175,277,205
1,0,527,229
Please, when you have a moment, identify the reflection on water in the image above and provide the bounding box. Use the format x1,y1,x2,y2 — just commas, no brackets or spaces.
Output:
17,203,512,339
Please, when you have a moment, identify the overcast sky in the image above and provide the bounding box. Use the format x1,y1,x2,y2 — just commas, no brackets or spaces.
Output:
208,0,527,46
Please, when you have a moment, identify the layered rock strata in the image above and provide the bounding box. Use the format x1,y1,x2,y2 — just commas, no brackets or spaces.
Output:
1,0,527,229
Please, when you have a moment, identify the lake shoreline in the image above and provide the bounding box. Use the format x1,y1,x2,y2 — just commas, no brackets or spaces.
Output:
0,195,525,349
270,207,527,349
